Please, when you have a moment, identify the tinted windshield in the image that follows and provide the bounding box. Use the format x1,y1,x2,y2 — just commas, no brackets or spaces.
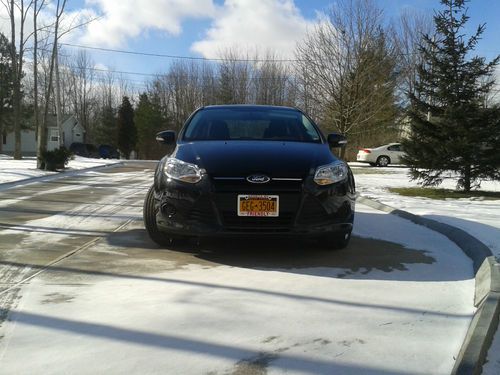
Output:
183,108,321,143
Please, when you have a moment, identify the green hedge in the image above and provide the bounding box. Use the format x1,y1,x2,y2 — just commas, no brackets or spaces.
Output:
39,147,74,171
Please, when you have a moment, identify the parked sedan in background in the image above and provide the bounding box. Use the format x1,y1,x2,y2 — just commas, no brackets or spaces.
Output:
356,143,406,167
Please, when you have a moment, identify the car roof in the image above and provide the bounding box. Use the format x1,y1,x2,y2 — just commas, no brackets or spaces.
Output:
201,104,300,111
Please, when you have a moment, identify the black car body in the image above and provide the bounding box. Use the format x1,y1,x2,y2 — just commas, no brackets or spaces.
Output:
144,105,356,248
69,143,100,158
98,144,120,159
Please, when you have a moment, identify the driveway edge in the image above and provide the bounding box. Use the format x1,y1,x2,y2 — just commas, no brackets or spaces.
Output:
357,195,500,375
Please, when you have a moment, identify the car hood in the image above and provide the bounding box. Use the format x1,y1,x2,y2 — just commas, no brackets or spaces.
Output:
172,141,337,178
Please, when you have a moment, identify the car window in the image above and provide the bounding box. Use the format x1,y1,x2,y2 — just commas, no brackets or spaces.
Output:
183,108,321,142
388,144,401,151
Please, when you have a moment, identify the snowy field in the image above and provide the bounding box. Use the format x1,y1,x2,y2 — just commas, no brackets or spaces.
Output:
350,162,500,375
350,163,500,259
0,154,119,185
0,163,477,374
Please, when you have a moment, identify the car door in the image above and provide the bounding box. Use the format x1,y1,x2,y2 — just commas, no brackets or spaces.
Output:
387,144,402,163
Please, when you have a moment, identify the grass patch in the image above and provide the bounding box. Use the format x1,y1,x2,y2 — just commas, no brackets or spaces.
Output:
388,187,500,200
350,168,396,175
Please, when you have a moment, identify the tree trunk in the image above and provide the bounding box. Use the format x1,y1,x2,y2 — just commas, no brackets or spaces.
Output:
9,0,21,159
463,165,471,192
34,0,41,167
54,44,64,148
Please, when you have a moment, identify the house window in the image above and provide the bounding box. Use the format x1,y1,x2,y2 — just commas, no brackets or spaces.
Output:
51,136,59,142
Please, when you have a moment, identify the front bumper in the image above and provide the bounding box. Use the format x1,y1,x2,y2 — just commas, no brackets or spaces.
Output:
154,173,356,238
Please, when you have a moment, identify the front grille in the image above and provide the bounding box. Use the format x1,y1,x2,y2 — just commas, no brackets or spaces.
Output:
212,178,301,232
212,178,302,193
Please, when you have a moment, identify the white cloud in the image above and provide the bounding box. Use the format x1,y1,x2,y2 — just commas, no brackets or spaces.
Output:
191,0,314,59
78,0,216,47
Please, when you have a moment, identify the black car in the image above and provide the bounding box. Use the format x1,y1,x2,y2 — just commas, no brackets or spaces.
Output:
98,144,120,159
143,105,356,249
69,143,100,158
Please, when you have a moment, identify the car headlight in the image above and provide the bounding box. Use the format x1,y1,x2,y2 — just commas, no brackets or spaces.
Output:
314,161,348,185
164,158,205,183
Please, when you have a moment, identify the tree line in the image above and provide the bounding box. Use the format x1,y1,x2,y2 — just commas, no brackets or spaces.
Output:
0,0,499,190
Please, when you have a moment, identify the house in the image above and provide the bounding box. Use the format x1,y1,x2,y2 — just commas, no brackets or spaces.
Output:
1,115,85,156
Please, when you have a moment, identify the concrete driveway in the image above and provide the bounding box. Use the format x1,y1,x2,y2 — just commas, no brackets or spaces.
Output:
0,162,474,374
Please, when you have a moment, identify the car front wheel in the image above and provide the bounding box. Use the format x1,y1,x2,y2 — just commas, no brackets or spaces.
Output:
324,230,352,250
143,185,185,247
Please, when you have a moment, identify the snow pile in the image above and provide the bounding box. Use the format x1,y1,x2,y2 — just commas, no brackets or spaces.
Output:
0,155,119,185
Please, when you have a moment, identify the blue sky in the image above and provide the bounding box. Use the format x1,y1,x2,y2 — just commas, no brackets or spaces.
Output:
60,0,500,86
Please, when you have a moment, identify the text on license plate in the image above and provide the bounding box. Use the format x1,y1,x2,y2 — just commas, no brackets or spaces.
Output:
237,195,279,217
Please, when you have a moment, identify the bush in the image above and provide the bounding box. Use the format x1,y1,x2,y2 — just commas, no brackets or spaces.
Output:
39,147,74,171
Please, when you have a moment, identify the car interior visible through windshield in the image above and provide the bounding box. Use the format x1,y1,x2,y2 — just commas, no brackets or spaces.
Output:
183,109,321,142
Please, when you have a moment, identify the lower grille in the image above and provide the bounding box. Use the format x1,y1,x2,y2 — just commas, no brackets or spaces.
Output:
221,212,294,232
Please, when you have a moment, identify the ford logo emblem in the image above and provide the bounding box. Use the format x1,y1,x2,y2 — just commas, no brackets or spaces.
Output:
246,174,270,184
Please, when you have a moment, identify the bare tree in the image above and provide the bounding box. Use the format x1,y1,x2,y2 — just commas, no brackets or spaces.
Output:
68,50,96,141
38,0,66,163
217,49,252,104
253,51,291,106
295,0,398,158
394,9,434,104
32,0,46,162
2,0,34,159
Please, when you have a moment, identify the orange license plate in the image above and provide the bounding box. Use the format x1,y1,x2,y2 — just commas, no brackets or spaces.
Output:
237,195,279,217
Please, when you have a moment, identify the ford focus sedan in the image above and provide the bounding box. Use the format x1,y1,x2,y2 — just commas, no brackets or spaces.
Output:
143,105,356,249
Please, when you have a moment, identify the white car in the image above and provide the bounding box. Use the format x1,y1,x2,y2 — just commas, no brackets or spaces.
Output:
356,143,406,167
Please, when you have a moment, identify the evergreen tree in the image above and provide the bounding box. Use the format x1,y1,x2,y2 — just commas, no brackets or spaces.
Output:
0,32,14,151
135,93,165,159
95,104,117,147
116,96,136,159
403,0,500,191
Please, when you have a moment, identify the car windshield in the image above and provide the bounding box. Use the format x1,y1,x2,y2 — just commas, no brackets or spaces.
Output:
183,107,321,143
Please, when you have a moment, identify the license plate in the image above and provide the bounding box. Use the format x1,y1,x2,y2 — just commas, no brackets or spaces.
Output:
237,195,279,217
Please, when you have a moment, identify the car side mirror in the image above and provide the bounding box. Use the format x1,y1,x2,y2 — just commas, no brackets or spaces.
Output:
327,133,347,148
156,130,176,145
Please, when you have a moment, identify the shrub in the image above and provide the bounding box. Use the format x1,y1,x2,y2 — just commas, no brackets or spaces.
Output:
39,147,74,171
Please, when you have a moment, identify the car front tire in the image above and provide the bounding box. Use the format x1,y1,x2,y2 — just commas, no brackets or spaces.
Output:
324,230,352,250
143,185,185,247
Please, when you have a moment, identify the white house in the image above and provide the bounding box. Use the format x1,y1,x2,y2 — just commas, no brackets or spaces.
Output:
1,115,85,156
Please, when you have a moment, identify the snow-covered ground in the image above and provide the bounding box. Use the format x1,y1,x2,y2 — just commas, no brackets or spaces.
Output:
0,164,476,374
350,163,500,375
350,163,500,259
0,204,475,375
0,154,119,185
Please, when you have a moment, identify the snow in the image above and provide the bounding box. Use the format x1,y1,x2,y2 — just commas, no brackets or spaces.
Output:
0,166,476,374
0,161,495,373
0,154,119,185
0,213,475,375
350,163,500,375
351,164,500,259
